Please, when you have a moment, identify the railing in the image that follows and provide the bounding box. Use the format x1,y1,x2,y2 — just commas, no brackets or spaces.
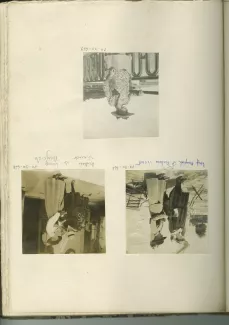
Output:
83,52,159,83
84,53,106,82
131,53,159,80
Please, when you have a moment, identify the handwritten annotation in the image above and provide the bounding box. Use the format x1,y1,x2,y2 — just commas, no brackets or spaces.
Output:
13,165,38,170
81,47,107,52
156,159,205,168
13,151,95,170
112,159,205,171
13,151,205,172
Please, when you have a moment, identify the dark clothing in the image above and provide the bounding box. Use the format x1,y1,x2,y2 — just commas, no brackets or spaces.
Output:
168,207,188,235
163,182,190,234
64,181,90,230
169,184,189,210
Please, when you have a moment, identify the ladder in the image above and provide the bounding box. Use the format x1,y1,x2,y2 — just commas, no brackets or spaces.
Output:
126,193,142,209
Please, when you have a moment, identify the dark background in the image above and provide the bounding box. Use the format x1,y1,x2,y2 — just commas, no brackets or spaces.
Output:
1,315,229,325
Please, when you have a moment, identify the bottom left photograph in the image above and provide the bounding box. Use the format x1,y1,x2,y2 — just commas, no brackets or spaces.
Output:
21,169,105,254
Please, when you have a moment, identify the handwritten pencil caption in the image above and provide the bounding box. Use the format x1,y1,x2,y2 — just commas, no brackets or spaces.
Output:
112,159,205,171
81,47,107,52
13,151,95,170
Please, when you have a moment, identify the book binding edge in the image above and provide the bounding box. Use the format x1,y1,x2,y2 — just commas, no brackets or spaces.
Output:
0,2,9,317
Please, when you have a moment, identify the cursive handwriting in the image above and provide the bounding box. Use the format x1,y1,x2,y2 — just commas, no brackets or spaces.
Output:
113,164,135,171
33,151,95,168
155,160,176,168
78,162,95,168
81,47,107,52
13,151,96,171
156,159,205,168
34,150,59,166
113,159,205,171
73,155,94,161
195,159,205,168
13,164,38,170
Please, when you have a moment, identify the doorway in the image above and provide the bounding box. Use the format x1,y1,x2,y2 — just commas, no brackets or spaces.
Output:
22,197,42,254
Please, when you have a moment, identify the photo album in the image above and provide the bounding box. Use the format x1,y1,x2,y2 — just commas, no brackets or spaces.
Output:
0,0,228,316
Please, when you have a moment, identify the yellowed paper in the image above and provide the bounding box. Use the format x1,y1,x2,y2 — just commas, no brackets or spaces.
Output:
2,0,224,315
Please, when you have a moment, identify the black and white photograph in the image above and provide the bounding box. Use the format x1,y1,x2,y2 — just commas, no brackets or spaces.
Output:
83,52,159,139
22,170,105,254
126,170,208,254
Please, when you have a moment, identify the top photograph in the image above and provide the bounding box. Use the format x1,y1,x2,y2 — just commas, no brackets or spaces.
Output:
83,52,159,139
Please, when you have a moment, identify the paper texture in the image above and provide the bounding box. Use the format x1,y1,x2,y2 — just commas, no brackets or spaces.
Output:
3,0,224,315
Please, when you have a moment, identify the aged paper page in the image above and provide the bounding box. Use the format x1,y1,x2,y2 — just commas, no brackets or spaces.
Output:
4,0,224,315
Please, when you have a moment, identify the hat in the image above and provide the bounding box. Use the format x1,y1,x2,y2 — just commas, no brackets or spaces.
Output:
157,173,170,181
150,236,167,248
152,236,167,242
176,175,187,184
111,111,134,120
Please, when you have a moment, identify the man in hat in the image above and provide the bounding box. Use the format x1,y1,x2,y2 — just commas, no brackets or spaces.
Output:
163,175,190,242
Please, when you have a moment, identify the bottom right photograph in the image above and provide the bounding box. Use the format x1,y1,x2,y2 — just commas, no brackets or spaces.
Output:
126,169,208,254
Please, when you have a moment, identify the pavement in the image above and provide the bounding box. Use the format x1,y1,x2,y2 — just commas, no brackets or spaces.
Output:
83,94,159,139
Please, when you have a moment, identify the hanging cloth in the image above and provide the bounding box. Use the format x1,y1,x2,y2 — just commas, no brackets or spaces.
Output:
44,176,65,218
146,177,166,214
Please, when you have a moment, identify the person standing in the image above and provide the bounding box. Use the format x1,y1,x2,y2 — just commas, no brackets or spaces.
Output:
163,176,190,242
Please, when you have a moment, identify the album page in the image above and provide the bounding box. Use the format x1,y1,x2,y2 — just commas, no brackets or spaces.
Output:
3,0,224,315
